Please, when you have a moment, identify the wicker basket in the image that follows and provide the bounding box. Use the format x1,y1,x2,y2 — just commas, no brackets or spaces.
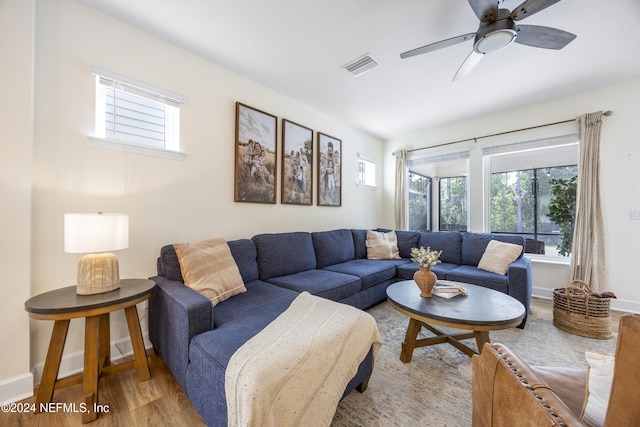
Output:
552,280,612,339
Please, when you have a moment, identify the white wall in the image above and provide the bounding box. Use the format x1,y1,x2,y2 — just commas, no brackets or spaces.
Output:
1,0,384,401
0,0,36,403
383,79,640,311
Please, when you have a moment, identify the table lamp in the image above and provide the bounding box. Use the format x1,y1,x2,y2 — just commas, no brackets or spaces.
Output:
64,212,129,295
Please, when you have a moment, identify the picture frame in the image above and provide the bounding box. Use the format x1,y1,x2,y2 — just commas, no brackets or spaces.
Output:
317,132,342,207
234,102,277,204
281,119,313,205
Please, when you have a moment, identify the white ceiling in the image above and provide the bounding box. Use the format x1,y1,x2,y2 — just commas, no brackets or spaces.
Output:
81,0,640,140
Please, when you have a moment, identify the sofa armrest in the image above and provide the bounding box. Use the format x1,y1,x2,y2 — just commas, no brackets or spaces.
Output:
148,275,213,388
472,343,587,427
507,256,533,312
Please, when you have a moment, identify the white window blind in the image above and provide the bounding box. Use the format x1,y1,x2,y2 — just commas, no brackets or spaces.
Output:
482,134,579,173
408,150,470,166
90,67,186,157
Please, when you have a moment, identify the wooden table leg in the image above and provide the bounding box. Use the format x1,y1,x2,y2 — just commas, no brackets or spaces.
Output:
400,318,422,363
99,313,110,367
82,315,100,423
124,305,151,381
36,319,70,409
474,330,490,354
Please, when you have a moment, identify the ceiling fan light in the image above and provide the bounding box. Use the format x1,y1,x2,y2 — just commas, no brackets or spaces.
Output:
475,29,517,54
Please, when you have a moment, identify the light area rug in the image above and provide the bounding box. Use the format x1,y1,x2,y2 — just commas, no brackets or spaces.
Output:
332,300,618,427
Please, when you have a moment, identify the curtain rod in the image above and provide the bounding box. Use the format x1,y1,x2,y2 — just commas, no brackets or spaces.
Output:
405,110,613,154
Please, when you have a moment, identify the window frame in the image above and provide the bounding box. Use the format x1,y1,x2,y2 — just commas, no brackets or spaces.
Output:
357,157,377,189
408,171,432,231
88,67,187,160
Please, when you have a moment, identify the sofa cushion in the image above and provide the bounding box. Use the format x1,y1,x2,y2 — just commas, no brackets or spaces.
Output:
160,239,259,284
227,239,260,283
366,230,401,260
461,232,525,267
582,351,615,427
160,244,184,282
266,270,361,302
191,280,298,366
352,229,368,259
418,231,462,265
323,259,408,289
375,228,419,258
312,229,355,268
445,265,509,294
174,238,246,306
252,232,316,280
478,240,523,275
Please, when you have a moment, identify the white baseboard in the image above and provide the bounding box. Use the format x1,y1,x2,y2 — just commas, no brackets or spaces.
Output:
1,333,152,405
0,372,34,404
532,286,640,313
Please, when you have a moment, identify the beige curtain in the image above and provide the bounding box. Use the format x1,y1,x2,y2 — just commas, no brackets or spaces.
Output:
394,150,408,230
570,112,606,291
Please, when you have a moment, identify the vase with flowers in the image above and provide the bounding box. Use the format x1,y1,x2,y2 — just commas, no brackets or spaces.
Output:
410,246,442,297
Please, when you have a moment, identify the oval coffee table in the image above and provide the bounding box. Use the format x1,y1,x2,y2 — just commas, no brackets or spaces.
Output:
386,280,525,362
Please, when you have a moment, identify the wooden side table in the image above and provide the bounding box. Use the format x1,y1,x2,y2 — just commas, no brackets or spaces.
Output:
25,278,155,423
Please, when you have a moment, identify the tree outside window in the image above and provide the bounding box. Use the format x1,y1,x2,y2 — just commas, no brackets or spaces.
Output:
439,176,467,231
408,172,431,231
490,165,577,255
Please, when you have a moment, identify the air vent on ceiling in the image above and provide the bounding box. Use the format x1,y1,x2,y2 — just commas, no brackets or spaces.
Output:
343,53,378,77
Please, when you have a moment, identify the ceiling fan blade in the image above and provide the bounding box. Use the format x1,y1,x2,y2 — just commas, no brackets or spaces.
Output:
453,51,484,81
515,25,576,49
400,33,475,59
467,0,499,22
510,0,562,21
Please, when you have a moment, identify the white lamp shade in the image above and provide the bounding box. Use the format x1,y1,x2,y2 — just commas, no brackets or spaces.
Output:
64,213,129,253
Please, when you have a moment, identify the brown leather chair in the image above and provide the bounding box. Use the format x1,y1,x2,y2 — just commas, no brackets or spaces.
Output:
472,314,640,426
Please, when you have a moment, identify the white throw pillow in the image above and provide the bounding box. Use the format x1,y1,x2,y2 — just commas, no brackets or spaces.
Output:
365,230,401,260
477,240,523,275
581,351,615,427
174,238,246,306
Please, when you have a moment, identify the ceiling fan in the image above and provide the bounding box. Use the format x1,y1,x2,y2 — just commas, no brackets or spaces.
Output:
400,0,576,80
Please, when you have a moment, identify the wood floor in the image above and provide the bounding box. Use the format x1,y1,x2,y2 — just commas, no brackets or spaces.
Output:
5,297,628,426
6,353,206,427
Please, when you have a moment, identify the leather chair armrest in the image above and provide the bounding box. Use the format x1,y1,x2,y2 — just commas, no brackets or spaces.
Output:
472,343,587,427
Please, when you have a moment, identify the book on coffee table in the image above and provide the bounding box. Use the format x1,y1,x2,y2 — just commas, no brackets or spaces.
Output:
433,281,467,298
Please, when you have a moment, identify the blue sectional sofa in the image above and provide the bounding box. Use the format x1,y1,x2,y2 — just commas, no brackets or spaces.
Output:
149,229,532,426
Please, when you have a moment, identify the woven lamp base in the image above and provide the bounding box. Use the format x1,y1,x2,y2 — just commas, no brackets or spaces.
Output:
76,252,121,295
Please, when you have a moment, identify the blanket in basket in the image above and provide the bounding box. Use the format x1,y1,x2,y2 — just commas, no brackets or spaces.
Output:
225,292,381,427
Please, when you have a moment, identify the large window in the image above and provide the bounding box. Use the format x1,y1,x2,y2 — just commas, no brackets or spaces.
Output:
439,176,467,231
484,133,579,256
408,172,431,231
490,165,577,254
407,149,470,232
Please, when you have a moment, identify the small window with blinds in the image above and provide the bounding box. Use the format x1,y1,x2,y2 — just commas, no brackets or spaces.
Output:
90,67,186,159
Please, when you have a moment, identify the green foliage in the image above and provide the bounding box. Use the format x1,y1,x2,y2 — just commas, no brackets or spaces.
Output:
547,176,577,256
439,177,467,230
408,173,431,230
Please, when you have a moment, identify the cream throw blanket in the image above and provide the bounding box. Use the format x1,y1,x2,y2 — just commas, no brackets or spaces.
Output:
225,292,382,427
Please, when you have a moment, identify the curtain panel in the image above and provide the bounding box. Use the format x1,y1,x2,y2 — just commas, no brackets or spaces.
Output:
570,111,606,291
394,150,408,230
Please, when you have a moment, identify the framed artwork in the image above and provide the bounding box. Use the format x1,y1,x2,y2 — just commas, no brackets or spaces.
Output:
234,102,277,204
317,132,342,207
281,119,313,205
